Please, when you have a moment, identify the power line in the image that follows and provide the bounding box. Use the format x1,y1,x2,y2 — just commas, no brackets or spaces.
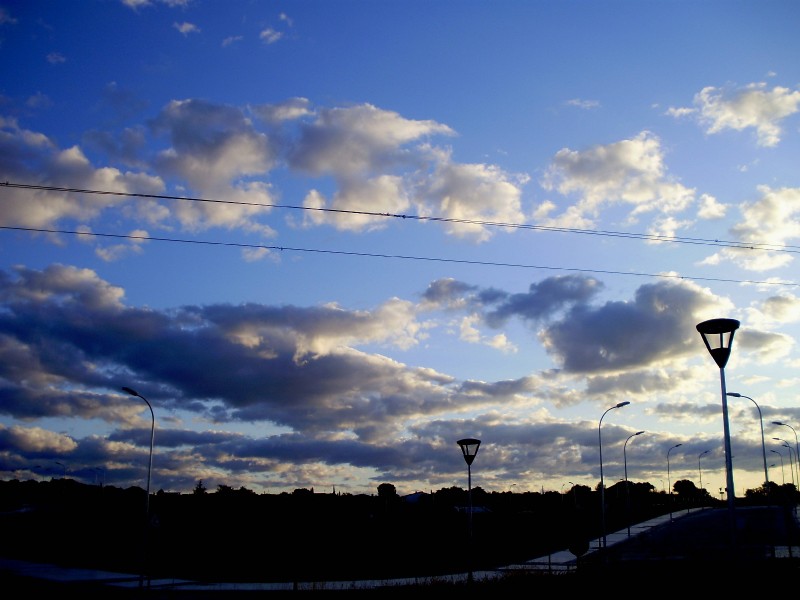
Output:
2,181,798,254
3,225,797,287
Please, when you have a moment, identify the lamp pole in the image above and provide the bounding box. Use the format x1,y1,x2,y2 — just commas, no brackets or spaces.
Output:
772,421,800,489
698,450,710,506
667,443,682,520
774,439,796,487
696,318,740,542
771,449,785,485
122,386,155,588
727,393,769,493
624,430,644,537
599,400,630,550
457,438,481,583
54,461,66,479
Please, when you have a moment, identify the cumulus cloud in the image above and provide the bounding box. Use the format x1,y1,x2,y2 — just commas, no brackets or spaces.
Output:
415,146,529,242
540,131,695,227
0,116,164,230
669,83,800,147
287,103,454,177
538,279,734,374
700,186,800,272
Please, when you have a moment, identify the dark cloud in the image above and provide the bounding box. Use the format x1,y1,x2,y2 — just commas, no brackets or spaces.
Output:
484,275,603,327
539,280,712,374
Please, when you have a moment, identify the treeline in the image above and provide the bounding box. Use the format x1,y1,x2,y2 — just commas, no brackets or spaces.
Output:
0,477,794,583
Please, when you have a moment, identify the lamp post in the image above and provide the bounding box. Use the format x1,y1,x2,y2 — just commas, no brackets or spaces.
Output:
774,439,796,487
696,318,740,539
457,437,481,583
698,450,710,506
772,421,800,489
122,386,155,588
599,400,630,550
667,443,682,520
771,450,785,485
623,430,644,537
122,387,155,517
54,460,66,479
727,392,769,493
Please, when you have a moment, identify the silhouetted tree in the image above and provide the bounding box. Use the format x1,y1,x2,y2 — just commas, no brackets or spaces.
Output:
673,479,697,497
193,480,207,495
377,482,397,498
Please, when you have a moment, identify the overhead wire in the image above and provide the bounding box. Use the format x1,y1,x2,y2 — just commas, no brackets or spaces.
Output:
1,181,798,287
3,181,797,253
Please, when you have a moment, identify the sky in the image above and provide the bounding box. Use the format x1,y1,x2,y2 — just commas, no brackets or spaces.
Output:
1,0,800,499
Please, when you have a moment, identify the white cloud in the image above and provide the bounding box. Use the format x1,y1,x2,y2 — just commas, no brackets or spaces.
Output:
540,131,695,225
174,22,200,36
260,28,283,44
694,83,800,147
703,186,800,272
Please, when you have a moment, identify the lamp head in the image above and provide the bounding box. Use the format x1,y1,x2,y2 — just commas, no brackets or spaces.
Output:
616,401,631,408
696,318,740,369
457,438,481,466
773,421,786,426
121,386,140,398
726,392,742,397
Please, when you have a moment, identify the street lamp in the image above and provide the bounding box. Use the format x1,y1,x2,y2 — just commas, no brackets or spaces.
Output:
698,450,710,505
667,443,682,520
772,421,800,489
696,317,740,536
624,430,644,537
54,461,66,479
457,437,481,583
773,439,796,487
599,400,630,550
770,449,785,485
122,386,155,589
122,387,155,518
727,392,769,493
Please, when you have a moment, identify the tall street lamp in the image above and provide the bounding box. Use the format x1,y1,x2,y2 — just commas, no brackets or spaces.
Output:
457,437,481,583
122,386,155,588
727,392,769,493
770,449,785,485
54,460,66,479
698,450,710,505
599,400,630,550
623,430,644,537
696,317,740,537
774,439,796,487
772,421,800,489
122,387,155,518
667,443,682,520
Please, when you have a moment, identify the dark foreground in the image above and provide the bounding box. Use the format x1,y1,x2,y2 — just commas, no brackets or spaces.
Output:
4,505,800,597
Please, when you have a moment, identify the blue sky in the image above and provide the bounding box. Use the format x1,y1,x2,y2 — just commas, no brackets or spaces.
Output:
1,0,800,498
